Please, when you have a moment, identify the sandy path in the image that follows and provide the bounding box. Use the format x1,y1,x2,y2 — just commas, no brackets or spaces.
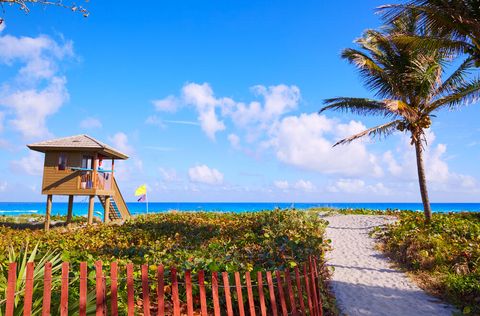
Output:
325,215,456,316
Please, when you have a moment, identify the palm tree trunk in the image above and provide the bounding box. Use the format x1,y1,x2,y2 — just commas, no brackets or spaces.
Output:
414,137,432,222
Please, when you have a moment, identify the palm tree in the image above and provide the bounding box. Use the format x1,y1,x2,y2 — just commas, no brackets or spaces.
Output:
320,13,480,222
380,0,480,65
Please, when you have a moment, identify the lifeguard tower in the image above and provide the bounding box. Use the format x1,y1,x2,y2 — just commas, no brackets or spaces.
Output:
27,134,131,230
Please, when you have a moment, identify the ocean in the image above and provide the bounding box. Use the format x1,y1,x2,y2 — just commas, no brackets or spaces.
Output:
0,202,479,217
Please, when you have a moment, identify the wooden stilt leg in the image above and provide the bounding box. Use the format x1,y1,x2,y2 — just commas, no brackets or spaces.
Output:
67,195,74,226
45,195,52,232
104,196,111,223
87,195,95,225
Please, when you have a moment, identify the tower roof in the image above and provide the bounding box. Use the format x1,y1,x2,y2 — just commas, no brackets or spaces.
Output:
27,134,129,160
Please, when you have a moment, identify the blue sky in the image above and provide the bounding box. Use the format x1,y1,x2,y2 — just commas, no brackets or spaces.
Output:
0,1,479,202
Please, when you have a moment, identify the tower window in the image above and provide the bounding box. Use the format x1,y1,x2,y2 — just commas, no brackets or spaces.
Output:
58,153,67,170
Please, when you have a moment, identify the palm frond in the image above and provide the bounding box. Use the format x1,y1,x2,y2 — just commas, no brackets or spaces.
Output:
391,34,473,57
321,98,397,117
428,78,480,112
341,48,395,98
437,57,476,95
333,120,402,147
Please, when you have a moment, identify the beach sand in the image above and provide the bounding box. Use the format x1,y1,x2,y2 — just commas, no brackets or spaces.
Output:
325,215,456,316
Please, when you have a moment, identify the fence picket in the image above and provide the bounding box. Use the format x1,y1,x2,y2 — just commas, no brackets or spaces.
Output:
185,270,194,316
257,272,267,316
142,264,151,316
198,270,208,316
24,262,34,316
285,269,297,316
171,268,180,316
157,265,165,316
60,262,69,316
303,264,313,315
309,259,319,316
96,261,105,316
266,271,278,316
80,262,87,316
111,262,119,316
275,270,288,316
294,267,306,316
222,272,234,316
234,272,245,316
42,262,52,316
313,257,323,316
212,272,221,316
245,272,256,316
5,262,16,316
126,263,135,316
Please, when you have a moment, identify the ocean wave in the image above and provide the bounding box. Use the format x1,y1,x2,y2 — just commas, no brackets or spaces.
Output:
0,210,38,214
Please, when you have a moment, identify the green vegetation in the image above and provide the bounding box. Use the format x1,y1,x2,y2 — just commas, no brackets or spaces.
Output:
0,210,336,315
0,210,327,271
376,211,480,314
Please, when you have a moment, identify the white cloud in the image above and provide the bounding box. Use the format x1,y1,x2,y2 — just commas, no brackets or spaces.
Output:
269,113,383,177
251,84,300,121
152,95,178,113
274,180,289,190
80,117,102,129
228,133,240,149
294,179,316,192
0,28,73,139
0,112,4,133
0,181,7,192
0,31,73,81
159,167,179,182
10,151,43,176
382,131,477,191
109,132,134,156
1,77,69,138
188,164,224,185
182,83,226,140
328,178,390,195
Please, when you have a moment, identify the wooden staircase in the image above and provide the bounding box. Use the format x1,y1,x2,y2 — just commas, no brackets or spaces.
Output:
98,177,131,222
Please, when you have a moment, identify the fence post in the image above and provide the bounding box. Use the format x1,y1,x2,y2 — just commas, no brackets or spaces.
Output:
111,262,119,316
257,272,267,316
275,270,288,316
42,262,52,316
222,272,234,316
245,272,256,316
96,261,105,316
157,265,165,316
80,262,87,316
198,270,208,316
303,264,313,315
266,271,278,316
141,264,151,316
126,263,135,316
185,271,194,316
285,269,297,316
60,262,70,316
24,262,35,316
294,267,306,316
234,272,245,316
171,268,180,316
212,272,221,316
5,262,16,316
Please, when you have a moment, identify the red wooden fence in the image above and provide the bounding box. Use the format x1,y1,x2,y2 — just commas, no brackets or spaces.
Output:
2,256,324,315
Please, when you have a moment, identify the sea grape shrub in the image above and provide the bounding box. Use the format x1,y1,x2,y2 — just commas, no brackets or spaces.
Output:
0,210,328,273
378,212,480,314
